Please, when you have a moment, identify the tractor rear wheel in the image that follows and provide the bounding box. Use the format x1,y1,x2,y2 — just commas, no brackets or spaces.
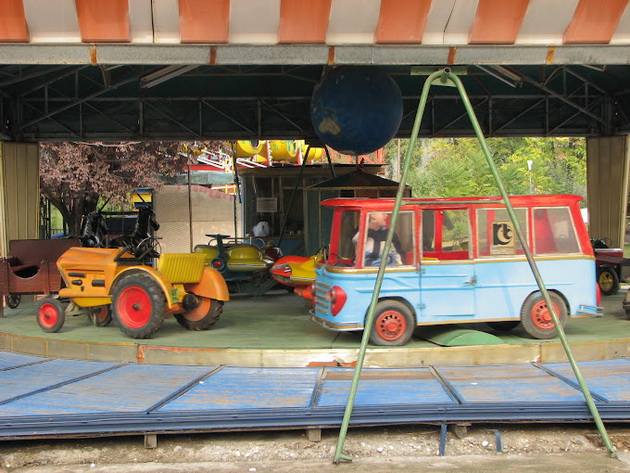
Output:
174,298,223,331
112,273,166,339
87,305,112,327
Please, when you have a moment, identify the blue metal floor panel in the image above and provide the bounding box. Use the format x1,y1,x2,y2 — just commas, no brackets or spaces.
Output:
0,351,628,439
0,352,46,370
0,364,213,416
317,368,456,407
435,365,587,403
160,367,321,411
541,359,630,402
0,359,119,405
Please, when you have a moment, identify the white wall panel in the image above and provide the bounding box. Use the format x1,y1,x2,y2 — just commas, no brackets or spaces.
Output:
610,0,630,44
443,0,479,45
327,0,380,44
129,0,154,43
23,0,81,43
229,0,280,44
516,0,580,45
152,0,181,44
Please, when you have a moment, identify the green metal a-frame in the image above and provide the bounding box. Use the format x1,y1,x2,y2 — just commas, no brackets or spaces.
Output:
332,68,616,463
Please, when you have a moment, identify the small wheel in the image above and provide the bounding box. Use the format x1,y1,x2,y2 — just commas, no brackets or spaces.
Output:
111,273,166,339
37,298,65,333
597,266,619,296
174,298,223,331
6,294,21,309
369,300,415,346
87,305,112,327
487,321,520,332
519,292,568,339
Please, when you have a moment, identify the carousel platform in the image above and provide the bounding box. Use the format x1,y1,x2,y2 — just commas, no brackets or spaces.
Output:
0,288,628,368
0,289,629,442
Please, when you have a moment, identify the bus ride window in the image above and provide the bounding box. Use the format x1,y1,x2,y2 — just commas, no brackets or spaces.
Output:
337,210,360,262
476,208,528,257
354,211,413,267
441,209,470,255
422,210,436,251
396,211,414,265
533,208,579,254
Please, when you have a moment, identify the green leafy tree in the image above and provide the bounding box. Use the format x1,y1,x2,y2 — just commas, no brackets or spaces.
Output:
385,137,586,201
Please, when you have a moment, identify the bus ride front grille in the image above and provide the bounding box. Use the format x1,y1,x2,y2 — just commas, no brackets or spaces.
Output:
315,281,330,313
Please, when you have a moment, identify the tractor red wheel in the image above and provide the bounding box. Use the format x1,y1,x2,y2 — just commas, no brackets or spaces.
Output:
37,298,65,333
112,273,165,339
87,305,112,327
174,298,223,331
519,292,568,339
369,300,415,346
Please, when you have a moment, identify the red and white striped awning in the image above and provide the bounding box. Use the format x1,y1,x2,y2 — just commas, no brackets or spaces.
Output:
1,0,630,64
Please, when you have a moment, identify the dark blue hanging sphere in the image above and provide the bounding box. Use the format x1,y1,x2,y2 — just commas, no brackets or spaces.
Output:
310,67,403,156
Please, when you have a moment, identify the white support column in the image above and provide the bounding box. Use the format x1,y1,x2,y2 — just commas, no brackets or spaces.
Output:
586,136,630,248
0,142,40,256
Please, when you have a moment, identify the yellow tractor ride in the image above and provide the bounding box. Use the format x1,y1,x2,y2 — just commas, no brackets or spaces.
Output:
37,233,229,339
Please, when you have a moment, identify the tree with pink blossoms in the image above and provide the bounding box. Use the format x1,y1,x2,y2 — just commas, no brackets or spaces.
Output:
40,141,227,236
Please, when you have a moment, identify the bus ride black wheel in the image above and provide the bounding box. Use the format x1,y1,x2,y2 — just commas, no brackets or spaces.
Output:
369,300,415,346
37,298,65,333
6,294,21,309
87,305,112,327
597,266,619,296
519,292,567,339
174,298,223,331
112,274,166,339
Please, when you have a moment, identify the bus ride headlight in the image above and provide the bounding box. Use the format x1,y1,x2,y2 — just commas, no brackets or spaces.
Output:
326,286,347,316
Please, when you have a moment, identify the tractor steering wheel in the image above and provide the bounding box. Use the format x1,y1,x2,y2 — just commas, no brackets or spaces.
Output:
131,236,162,260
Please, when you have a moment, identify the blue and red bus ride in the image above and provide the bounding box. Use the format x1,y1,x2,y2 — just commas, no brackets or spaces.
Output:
310,195,600,346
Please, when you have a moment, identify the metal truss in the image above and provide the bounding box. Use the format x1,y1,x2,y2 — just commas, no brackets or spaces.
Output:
1,64,629,142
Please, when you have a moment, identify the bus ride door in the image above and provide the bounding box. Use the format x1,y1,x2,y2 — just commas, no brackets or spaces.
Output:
419,209,475,318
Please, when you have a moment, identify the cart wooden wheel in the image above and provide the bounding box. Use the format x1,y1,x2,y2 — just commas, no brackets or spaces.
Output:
37,298,65,333
369,300,415,346
112,273,165,339
6,294,21,309
519,292,567,339
87,305,112,327
174,298,223,331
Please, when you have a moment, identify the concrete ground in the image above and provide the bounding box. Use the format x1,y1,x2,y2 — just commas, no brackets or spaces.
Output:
5,453,630,473
2,425,630,473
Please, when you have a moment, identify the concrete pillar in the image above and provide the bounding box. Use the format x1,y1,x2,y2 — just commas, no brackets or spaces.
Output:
0,142,40,256
587,136,630,249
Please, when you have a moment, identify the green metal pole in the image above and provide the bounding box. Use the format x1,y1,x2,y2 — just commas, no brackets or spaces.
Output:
446,70,615,457
333,69,443,463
